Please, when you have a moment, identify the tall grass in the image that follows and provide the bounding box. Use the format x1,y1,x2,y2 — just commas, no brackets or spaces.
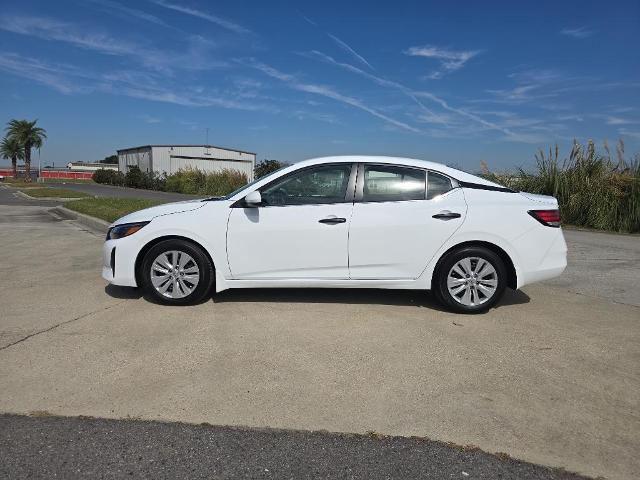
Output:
164,168,248,197
482,140,640,233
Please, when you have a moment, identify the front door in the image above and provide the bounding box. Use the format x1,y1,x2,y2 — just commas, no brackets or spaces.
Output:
227,163,356,279
348,164,467,279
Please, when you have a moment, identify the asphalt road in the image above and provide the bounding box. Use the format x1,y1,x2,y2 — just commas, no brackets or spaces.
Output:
0,197,638,479
0,414,588,480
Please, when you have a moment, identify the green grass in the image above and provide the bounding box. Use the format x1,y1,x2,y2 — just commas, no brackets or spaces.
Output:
65,197,164,223
3,180,38,188
20,187,90,198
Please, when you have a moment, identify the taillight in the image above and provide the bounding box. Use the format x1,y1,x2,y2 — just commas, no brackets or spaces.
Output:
528,209,561,227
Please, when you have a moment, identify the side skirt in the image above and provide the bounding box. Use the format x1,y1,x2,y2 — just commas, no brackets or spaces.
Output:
215,276,428,292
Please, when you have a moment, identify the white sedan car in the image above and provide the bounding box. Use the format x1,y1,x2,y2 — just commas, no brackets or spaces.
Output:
102,156,567,313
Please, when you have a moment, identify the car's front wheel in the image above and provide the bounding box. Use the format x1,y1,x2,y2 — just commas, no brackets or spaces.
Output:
140,239,214,305
433,246,507,314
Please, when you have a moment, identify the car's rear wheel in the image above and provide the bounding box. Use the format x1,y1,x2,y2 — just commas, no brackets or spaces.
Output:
140,239,214,305
434,246,507,314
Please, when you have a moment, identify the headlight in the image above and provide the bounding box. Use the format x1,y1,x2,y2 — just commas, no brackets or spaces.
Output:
106,221,150,240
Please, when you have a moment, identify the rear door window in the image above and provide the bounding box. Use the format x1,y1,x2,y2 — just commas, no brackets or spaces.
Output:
362,165,426,202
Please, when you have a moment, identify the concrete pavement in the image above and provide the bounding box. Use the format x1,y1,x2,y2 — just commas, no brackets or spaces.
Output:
0,203,638,479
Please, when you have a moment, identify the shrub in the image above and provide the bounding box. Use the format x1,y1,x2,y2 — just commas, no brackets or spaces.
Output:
94,166,249,198
255,159,287,179
165,168,247,196
92,168,125,186
482,140,640,233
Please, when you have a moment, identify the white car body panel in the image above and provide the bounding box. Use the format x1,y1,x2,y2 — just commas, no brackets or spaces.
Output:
348,188,467,279
227,203,353,279
101,155,567,297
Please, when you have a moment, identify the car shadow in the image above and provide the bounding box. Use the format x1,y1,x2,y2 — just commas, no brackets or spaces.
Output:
104,284,143,300
212,287,530,311
104,284,530,311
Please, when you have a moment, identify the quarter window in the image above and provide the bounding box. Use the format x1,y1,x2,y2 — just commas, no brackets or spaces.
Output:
261,164,352,206
427,172,452,200
362,165,426,202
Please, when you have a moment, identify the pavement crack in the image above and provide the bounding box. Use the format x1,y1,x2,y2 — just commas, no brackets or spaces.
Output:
0,301,126,352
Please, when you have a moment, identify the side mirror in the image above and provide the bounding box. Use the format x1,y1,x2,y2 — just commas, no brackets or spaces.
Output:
244,190,262,207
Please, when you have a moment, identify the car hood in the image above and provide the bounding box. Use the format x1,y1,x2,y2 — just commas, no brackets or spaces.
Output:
110,199,206,226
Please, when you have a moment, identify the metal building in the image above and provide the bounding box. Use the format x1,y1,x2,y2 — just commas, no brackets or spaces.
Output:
117,145,256,182
67,162,118,172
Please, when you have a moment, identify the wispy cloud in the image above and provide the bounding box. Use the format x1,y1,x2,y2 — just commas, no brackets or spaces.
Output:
483,68,640,106
86,0,170,28
243,59,420,133
486,84,557,104
412,91,522,140
299,13,317,26
618,128,640,139
0,15,226,73
560,26,595,39
296,13,374,70
139,114,162,124
0,52,90,94
303,49,552,143
327,33,374,70
302,50,448,125
151,0,251,34
0,52,274,112
604,116,635,125
404,45,481,79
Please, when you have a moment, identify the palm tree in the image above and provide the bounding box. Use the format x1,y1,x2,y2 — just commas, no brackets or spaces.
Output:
6,119,47,182
0,136,24,178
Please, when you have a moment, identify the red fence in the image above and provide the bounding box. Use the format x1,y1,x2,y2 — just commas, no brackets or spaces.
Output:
0,169,93,180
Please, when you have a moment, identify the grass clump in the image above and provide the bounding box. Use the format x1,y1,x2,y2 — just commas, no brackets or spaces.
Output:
482,139,640,233
20,187,90,198
65,197,164,223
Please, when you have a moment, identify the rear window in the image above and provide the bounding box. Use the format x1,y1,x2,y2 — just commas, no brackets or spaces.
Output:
363,165,425,202
427,172,452,199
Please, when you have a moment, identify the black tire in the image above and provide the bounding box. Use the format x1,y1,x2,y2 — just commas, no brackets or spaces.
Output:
140,239,214,305
433,246,507,314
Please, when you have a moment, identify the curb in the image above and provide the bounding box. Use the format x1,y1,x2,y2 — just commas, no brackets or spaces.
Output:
15,191,87,202
50,206,110,234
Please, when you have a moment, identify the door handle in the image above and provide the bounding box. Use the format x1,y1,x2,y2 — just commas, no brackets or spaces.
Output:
432,211,461,220
318,217,347,225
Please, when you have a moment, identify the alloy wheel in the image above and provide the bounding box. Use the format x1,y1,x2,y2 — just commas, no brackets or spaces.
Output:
150,250,200,299
446,256,498,307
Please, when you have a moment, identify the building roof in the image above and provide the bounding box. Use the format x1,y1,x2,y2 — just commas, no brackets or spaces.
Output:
117,144,256,156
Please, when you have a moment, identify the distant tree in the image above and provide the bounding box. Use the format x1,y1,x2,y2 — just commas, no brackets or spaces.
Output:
5,119,47,182
255,159,287,179
99,155,118,164
0,136,24,178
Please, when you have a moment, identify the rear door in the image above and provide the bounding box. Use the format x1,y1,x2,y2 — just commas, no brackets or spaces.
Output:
348,164,467,279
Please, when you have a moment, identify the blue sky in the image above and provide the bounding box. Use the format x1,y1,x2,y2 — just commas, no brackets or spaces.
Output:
1,0,639,171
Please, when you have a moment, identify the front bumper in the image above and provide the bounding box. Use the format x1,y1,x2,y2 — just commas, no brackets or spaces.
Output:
102,238,139,287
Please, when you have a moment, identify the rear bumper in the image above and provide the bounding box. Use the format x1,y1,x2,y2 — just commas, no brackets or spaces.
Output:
518,228,567,287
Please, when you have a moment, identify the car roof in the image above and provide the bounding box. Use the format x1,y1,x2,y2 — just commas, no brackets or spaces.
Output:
295,156,501,187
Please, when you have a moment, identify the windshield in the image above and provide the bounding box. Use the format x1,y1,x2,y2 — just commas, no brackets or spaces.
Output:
221,166,289,200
